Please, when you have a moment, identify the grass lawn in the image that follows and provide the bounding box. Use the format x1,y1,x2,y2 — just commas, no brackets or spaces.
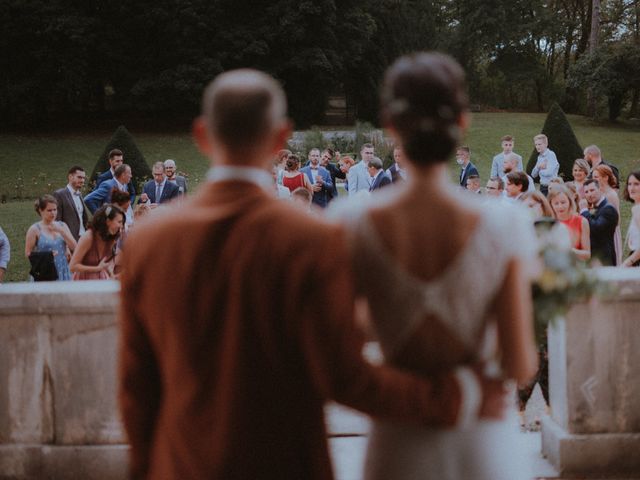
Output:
1,113,639,283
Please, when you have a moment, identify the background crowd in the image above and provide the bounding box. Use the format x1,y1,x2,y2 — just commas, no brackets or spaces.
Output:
0,134,639,284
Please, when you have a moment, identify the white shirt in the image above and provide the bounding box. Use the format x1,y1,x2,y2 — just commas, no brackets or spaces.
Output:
115,179,127,192
206,165,274,194
532,149,559,186
154,179,167,203
66,184,86,236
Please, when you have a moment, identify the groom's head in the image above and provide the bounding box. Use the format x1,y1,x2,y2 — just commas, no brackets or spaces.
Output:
193,69,291,167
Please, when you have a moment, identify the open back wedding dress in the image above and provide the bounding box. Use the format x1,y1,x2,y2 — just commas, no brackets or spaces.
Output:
338,193,537,480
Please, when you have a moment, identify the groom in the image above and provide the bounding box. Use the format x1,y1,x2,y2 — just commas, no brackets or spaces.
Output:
118,69,509,480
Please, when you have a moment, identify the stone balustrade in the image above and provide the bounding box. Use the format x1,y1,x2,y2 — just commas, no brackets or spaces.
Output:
0,281,126,480
542,267,640,478
1,268,640,479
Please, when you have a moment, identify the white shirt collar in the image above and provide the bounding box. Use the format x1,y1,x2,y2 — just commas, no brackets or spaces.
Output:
206,165,273,193
66,184,81,196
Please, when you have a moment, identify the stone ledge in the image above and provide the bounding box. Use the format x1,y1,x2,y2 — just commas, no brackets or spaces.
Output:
0,444,129,480
542,415,640,478
0,281,119,315
595,268,640,302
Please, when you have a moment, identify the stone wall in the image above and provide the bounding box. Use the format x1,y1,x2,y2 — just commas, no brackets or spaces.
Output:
2,269,640,479
0,281,126,480
542,267,640,478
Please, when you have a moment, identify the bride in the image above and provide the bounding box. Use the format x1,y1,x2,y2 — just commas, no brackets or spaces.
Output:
335,53,539,479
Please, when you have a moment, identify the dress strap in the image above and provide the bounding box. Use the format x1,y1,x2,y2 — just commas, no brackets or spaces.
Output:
351,208,506,355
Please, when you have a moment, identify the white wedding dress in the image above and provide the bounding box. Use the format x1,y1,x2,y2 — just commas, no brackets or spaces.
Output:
334,190,537,480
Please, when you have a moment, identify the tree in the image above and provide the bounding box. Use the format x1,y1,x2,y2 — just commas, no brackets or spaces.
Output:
526,103,583,180
569,43,640,121
90,126,151,191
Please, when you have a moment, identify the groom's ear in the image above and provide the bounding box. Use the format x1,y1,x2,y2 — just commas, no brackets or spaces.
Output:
193,116,213,157
458,111,470,132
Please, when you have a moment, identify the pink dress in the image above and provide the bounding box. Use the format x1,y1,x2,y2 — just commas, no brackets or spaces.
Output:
72,233,114,280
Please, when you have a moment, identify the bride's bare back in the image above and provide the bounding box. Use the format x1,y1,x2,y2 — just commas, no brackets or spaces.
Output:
347,174,537,384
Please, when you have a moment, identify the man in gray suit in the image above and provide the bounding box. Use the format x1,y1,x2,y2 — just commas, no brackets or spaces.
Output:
348,143,375,196
164,159,188,195
52,165,89,241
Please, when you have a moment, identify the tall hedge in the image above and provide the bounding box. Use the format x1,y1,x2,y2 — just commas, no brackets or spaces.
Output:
90,126,151,191
526,103,583,181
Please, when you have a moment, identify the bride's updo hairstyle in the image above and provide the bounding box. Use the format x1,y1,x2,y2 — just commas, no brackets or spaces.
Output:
380,52,469,166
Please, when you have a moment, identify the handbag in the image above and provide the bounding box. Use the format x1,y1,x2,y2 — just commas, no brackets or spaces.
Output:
28,251,58,281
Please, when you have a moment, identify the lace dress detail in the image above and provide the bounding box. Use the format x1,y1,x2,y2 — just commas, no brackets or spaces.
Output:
347,199,536,360
335,193,538,480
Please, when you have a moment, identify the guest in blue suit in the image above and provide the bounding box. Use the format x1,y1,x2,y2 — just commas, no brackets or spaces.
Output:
85,164,133,214
457,146,479,188
300,148,333,208
139,162,180,205
368,157,392,191
320,148,345,201
579,179,619,266
95,149,137,204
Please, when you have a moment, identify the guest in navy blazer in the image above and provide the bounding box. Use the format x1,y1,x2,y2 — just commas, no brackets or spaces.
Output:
368,157,392,192
139,162,181,205
456,146,479,188
85,164,133,214
95,149,137,204
300,148,333,208
579,179,619,266
320,148,345,200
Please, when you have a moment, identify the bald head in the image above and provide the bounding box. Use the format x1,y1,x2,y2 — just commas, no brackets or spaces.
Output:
202,69,287,151
584,144,601,159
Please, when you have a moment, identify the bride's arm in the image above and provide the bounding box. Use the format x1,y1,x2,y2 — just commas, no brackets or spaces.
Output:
493,258,538,385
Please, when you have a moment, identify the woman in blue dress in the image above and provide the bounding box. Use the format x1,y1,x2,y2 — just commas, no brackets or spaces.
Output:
25,195,77,281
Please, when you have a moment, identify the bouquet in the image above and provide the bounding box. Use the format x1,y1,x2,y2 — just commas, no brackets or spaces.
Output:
531,218,603,338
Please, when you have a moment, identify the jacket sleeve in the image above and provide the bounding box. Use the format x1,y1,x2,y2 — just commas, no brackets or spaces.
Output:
53,190,65,222
128,182,137,204
118,248,162,479
84,184,108,214
168,183,180,200
294,228,462,428
95,172,106,187
581,206,619,235
490,157,499,178
322,170,333,190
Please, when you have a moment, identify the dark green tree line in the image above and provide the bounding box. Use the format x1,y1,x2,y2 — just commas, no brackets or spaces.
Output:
1,0,638,128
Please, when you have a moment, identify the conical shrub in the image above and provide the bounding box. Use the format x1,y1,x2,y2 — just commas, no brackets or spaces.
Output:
526,103,583,181
90,125,151,191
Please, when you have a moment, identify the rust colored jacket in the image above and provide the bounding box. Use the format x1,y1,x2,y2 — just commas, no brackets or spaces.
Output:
118,180,461,480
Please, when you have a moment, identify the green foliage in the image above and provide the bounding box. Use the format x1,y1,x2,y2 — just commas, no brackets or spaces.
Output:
569,44,640,121
353,121,375,154
90,126,151,190
526,103,583,180
301,127,328,156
